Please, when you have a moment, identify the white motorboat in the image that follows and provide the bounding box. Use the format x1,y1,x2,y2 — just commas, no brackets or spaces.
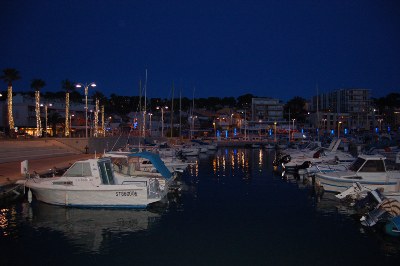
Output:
179,143,201,156
191,139,217,150
315,154,400,193
283,149,355,173
19,156,169,208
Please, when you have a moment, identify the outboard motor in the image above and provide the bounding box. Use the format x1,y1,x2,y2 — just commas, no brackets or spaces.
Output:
281,154,291,164
272,153,283,166
354,189,385,213
360,206,389,227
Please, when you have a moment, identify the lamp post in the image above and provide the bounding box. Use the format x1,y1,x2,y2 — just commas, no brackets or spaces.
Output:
148,113,153,136
338,121,342,138
156,106,168,137
274,121,277,142
75,82,96,138
213,120,216,138
292,119,295,140
40,103,52,137
378,119,383,132
69,114,74,137
322,118,327,131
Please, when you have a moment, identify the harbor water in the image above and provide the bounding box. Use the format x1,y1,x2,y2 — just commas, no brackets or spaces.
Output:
1,148,399,266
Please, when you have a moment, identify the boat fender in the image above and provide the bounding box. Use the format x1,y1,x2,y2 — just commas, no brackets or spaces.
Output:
28,188,32,204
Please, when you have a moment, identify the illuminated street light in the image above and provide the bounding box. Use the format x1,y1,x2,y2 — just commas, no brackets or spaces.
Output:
322,118,327,130
156,106,168,137
40,103,52,137
274,121,277,142
338,121,342,138
69,114,74,137
148,113,153,136
378,119,383,132
75,82,96,138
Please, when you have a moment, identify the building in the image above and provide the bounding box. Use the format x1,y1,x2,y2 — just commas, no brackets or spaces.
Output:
251,97,284,122
308,88,375,133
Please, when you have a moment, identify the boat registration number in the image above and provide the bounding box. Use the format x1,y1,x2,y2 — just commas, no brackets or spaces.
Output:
115,191,138,197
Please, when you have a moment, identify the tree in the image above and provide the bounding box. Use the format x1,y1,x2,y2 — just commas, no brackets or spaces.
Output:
284,96,308,123
0,68,21,135
47,111,63,137
237,93,254,109
62,79,75,137
373,93,400,129
31,79,46,136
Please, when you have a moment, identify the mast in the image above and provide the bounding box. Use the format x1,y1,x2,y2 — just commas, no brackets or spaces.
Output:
170,81,174,138
316,83,319,142
138,79,142,149
191,87,195,139
143,69,147,138
179,87,182,140
288,108,291,142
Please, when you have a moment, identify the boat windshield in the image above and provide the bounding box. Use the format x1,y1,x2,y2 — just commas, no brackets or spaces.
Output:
348,157,366,172
359,159,386,172
98,160,115,185
63,162,92,177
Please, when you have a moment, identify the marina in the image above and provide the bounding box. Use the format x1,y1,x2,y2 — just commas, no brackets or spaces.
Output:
1,147,399,265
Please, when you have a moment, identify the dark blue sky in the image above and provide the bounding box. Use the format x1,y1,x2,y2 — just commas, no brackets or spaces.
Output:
1,0,399,101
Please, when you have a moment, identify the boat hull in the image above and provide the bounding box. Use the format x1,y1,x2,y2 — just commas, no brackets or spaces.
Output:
27,183,161,208
315,173,400,193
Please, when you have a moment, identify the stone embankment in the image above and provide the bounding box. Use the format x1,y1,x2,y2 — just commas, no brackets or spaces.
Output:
0,139,92,186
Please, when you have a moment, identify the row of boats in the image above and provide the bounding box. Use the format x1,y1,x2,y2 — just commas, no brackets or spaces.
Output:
273,138,400,236
16,139,218,208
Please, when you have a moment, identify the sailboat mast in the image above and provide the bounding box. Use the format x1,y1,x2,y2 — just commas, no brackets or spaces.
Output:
316,83,319,142
170,81,174,138
179,88,182,140
143,69,147,138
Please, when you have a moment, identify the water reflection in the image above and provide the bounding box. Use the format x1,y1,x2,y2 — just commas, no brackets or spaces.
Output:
28,203,162,253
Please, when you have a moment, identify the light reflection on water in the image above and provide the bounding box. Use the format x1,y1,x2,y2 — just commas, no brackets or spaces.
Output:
0,148,399,265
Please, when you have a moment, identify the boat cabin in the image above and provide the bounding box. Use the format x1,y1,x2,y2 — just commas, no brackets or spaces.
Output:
63,158,116,185
348,155,386,173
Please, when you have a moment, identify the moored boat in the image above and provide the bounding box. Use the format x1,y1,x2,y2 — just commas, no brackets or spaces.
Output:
18,157,169,208
315,154,400,193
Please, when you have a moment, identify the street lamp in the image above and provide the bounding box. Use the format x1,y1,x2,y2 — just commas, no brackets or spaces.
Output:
69,114,74,137
156,106,168,137
213,120,216,138
378,119,383,132
292,119,295,140
274,121,277,142
322,118,327,130
190,115,197,139
338,121,342,138
40,103,52,137
148,113,153,136
75,82,96,138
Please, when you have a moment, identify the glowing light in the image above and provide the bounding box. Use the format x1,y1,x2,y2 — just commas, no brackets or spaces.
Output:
7,85,14,130
94,99,99,137
65,92,70,137
35,91,41,137
102,105,105,137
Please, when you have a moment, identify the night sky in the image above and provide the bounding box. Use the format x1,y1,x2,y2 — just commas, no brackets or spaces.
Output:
1,0,399,101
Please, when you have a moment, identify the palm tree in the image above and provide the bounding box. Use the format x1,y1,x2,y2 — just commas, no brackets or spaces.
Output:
31,79,46,137
62,79,74,137
47,111,63,137
0,68,21,136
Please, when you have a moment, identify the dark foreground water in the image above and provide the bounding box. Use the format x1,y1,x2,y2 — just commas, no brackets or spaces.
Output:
1,148,399,266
